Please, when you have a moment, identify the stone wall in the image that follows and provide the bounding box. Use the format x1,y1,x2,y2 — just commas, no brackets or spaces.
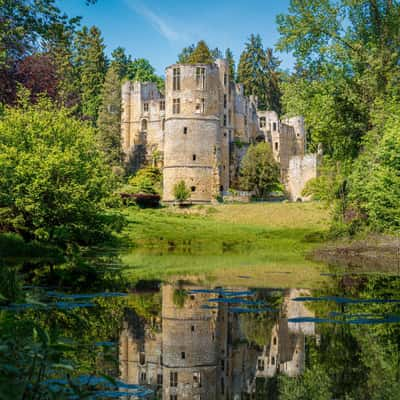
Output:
286,154,320,201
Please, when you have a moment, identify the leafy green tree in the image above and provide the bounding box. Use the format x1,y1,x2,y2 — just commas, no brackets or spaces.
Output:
97,64,123,166
0,0,80,104
348,104,400,233
225,48,236,81
187,41,214,64
237,34,282,112
173,180,190,202
74,26,107,123
277,0,400,160
239,142,280,198
126,58,164,91
129,167,162,195
0,92,119,249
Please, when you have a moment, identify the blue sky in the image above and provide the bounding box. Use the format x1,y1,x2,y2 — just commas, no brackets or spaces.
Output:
56,0,294,76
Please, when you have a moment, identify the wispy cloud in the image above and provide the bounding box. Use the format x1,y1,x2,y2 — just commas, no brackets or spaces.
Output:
124,0,180,42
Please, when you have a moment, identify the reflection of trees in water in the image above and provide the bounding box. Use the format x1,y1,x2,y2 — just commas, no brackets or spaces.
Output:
241,290,283,347
278,274,400,399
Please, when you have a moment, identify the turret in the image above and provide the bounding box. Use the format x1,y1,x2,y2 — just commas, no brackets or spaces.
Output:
162,63,222,202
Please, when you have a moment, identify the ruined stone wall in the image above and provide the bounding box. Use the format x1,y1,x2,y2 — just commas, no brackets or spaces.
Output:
121,81,165,172
286,154,319,201
283,116,306,156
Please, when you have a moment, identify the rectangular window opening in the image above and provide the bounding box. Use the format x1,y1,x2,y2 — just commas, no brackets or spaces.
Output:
170,372,178,387
143,103,149,112
173,68,180,91
196,67,206,89
183,127,188,134
173,98,180,114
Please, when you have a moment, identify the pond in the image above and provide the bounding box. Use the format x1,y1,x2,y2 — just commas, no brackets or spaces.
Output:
1,207,400,399
116,272,400,399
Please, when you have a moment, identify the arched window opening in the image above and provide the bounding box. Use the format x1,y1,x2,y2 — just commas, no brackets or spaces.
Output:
141,119,148,131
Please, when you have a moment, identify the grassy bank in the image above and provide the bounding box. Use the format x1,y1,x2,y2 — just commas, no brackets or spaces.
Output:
117,202,330,288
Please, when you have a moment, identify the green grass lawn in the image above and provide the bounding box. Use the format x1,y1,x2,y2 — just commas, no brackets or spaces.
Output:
117,202,330,288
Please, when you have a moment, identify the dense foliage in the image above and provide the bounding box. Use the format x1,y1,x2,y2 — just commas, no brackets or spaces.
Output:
0,94,119,248
128,167,162,195
277,0,400,233
239,142,280,198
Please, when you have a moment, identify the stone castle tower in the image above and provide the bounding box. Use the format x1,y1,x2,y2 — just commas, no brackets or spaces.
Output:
121,59,318,202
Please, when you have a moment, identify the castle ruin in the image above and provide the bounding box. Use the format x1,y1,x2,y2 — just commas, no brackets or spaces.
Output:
121,59,319,202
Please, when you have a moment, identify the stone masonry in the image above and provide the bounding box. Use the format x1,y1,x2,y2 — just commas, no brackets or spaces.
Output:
121,59,318,202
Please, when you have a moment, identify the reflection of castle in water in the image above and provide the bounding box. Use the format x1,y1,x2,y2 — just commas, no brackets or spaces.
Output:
119,285,315,399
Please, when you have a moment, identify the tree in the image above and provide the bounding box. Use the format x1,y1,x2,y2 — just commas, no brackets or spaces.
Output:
126,58,164,91
237,35,282,112
187,41,214,64
177,44,195,63
210,47,223,60
0,0,80,104
0,92,119,249
97,64,123,166
277,0,400,160
111,47,131,80
277,0,400,232
239,142,280,198
74,26,107,123
129,167,162,195
173,180,190,202
225,48,236,81
348,104,400,233
15,54,59,102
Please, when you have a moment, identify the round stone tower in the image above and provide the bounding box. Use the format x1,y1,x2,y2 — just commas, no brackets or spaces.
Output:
163,63,222,203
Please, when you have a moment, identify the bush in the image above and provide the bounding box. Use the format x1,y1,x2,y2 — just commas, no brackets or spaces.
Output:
128,167,162,195
0,93,120,248
173,180,190,202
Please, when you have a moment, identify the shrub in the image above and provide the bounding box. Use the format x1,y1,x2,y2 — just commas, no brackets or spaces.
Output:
173,180,190,202
0,93,120,248
239,142,280,199
129,167,162,195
